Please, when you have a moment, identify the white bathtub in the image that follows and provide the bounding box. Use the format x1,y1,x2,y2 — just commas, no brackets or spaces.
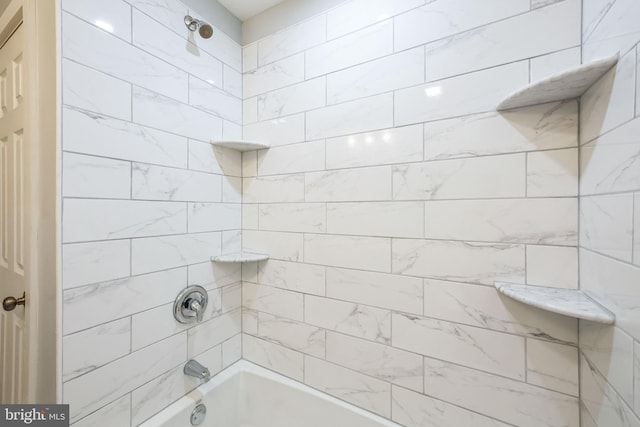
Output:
140,360,401,427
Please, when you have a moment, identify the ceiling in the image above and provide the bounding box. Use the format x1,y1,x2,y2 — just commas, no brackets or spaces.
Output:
217,0,288,21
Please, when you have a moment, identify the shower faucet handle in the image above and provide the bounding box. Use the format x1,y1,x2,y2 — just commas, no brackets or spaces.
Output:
174,285,209,324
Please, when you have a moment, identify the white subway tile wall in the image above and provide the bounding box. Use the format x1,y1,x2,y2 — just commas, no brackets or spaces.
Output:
241,0,583,426
579,0,640,424
61,0,242,424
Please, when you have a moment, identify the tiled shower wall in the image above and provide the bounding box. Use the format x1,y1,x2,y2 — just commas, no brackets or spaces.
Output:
241,0,583,425
578,0,640,426
60,0,244,424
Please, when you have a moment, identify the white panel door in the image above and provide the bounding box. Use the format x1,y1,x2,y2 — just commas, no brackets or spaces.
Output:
0,21,27,404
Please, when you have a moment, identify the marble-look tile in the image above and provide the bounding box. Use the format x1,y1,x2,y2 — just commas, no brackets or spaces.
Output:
242,204,259,230
580,194,634,262
62,59,131,120
635,340,640,413
132,87,223,142
580,248,640,341
130,232,222,275
243,174,305,203
243,97,258,125
580,322,635,406
424,357,579,427
258,14,326,66
306,93,394,140
244,54,304,98
243,283,304,321
71,395,130,427
63,108,188,169
132,10,222,87
64,333,187,422
393,313,525,379
582,0,615,40
424,279,578,345
326,331,423,392
393,154,525,200
242,334,304,382
394,0,530,51
424,0,580,81
583,0,640,62
243,309,259,335
580,118,640,195
63,240,131,289
187,262,241,291
188,140,241,177
304,356,391,418
257,78,326,122
526,245,578,289
424,101,578,160
62,199,186,243
326,202,423,238
581,50,636,145
304,234,391,273
635,193,640,266
222,176,242,203
188,203,241,233
63,318,130,381
222,120,242,140
581,403,600,427
425,198,578,245
395,61,529,125
63,0,132,42
326,268,423,315
391,385,512,427
243,113,306,147
305,295,391,344
326,48,424,105
326,125,423,170
223,65,242,99
393,239,525,285
131,164,222,203
222,333,242,368
243,42,258,72
63,268,186,334
125,0,241,71
530,47,581,83
258,203,326,233
257,141,325,176
581,354,640,427
526,339,578,396
243,152,257,179
187,309,241,357
62,12,187,102
306,21,393,79
258,313,325,358
306,166,392,202
189,77,241,125
527,148,578,197
62,153,131,199
130,363,200,426
243,230,303,262
327,0,424,40
257,260,325,296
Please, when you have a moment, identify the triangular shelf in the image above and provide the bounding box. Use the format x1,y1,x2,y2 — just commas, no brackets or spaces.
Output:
211,140,271,152
497,55,619,110
211,252,270,263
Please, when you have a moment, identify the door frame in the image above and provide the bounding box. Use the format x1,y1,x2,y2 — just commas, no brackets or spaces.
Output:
0,0,59,403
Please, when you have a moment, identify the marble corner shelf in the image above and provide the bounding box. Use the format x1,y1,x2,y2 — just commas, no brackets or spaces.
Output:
496,54,619,111
211,252,270,263
494,282,615,324
211,140,270,152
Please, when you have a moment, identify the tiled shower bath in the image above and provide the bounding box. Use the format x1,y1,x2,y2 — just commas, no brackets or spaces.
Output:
58,0,640,426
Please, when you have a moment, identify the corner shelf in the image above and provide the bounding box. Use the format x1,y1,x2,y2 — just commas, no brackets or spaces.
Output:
495,282,615,324
497,55,619,111
211,252,270,263
211,140,270,152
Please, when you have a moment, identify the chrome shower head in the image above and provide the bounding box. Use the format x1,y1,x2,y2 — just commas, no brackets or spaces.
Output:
184,15,213,39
